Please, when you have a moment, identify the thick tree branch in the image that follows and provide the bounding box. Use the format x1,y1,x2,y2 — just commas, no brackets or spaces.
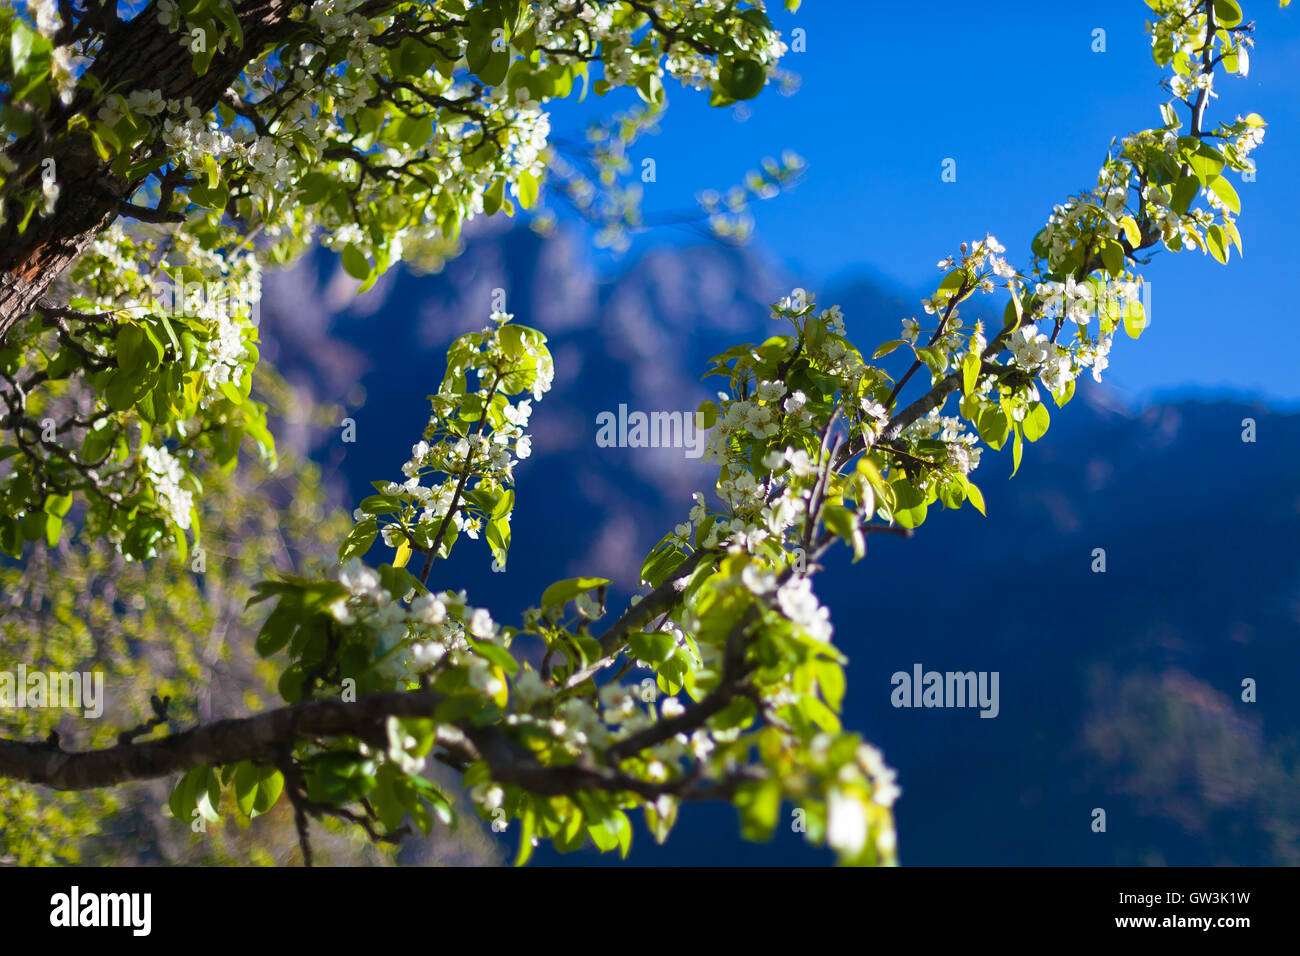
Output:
0,686,761,805
0,691,442,791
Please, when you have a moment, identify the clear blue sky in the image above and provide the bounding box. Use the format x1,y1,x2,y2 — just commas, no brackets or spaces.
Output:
546,0,1300,404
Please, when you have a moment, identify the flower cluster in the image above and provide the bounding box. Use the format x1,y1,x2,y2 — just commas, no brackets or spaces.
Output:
332,557,508,696
344,312,553,573
139,445,195,531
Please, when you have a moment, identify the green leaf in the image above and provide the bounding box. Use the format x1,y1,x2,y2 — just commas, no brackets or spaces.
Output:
1051,377,1076,408
540,576,610,610
1152,32,1174,66
1119,215,1142,248
467,636,519,677
467,25,510,86
234,762,284,817
340,244,371,281
516,170,539,210
10,22,49,79
396,114,433,148
371,763,407,831
105,367,151,412
636,71,665,106
0,518,20,559
218,379,245,406
821,505,864,561
937,269,970,301
643,793,677,844
800,694,841,732
296,171,333,205
202,152,219,189
169,766,214,823
188,177,229,210
889,478,928,529
1209,175,1240,214
973,404,1010,449
587,814,617,852
1100,239,1124,277
116,324,145,372
1206,224,1229,264
1004,293,1024,331
407,774,453,829
696,399,719,429
611,809,632,859
737,778,781,841
358,494,402,514
138,326,164,370
483,177,506,217
941,476,972,512
816,660,846,711
914,345,944,376
961,349,981,397
1123,302,1148,339
91,121,121,159
80,424,114,463
1170,175,1200,215
1181,139,1225,185
1022,402,1050,443
1214,0,1243,27
339,519,377,560
627,630,678,665
395,36,437,77
1222,219,1243,255
514,808,536,866
212,0,244,47
255,605,299,657
718,57,765,100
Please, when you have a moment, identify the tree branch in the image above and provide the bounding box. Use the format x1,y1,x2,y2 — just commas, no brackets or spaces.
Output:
0,691,443,791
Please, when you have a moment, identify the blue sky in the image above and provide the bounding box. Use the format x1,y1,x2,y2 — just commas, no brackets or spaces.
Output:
545,0,1300,404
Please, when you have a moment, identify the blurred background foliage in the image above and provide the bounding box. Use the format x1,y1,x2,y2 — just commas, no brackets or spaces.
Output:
0,367,499,866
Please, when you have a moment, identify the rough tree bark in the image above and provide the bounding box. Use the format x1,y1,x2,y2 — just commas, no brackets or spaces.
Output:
0,692,441,790
0,0,310,344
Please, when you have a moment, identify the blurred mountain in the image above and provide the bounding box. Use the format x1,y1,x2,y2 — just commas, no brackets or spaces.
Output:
259,224,1300,866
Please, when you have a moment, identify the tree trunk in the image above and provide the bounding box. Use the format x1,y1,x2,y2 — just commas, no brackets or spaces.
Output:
0,0,306,343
